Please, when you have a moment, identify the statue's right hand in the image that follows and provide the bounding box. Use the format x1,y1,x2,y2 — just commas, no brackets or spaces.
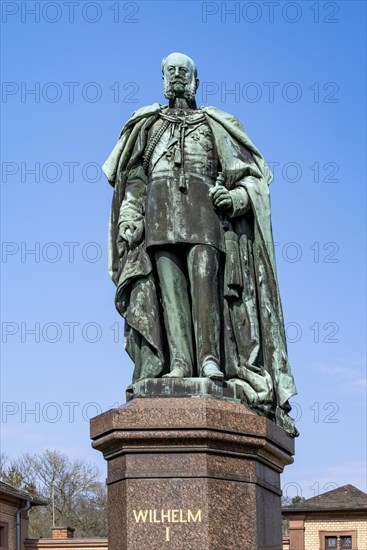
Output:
119,220,144,247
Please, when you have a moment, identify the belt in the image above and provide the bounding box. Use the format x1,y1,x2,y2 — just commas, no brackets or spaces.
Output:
150,172,217,192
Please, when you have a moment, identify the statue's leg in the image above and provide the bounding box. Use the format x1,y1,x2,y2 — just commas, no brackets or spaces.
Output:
187,245,223,380
153,247,194,377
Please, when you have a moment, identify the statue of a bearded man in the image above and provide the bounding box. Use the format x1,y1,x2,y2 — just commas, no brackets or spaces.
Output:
103,53,298,435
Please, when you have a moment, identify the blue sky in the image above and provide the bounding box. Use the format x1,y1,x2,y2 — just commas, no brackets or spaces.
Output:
1,0,366,499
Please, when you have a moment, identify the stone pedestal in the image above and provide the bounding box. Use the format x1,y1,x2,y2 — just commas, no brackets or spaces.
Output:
91,384,294,550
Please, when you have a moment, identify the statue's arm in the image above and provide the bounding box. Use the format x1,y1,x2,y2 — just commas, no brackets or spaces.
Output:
118,164,147,246
208,127,261,218
226,138,262,217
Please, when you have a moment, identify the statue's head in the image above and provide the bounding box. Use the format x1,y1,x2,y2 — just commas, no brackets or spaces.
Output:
161,52,199,103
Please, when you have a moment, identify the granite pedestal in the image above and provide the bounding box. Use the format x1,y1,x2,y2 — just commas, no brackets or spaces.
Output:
90,380,294,550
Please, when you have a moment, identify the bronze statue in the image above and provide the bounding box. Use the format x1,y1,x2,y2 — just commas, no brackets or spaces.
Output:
103,53,297,435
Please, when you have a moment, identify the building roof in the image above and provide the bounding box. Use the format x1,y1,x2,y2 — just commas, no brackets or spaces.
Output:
0,480,47,506
283,484,367,513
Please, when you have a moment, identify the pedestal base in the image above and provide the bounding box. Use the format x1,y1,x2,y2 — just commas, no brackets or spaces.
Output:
126,377,250,402
91,394,294,550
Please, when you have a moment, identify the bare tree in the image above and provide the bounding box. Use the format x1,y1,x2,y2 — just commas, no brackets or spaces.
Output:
0,450,107,538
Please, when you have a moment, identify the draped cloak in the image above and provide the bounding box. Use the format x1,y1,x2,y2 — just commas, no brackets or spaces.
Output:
103,103,297,434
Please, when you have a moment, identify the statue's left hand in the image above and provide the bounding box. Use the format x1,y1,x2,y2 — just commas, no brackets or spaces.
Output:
209,185,233,211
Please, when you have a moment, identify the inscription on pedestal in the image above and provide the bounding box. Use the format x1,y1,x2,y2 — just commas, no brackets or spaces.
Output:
91,398,295,549
133,509,202,542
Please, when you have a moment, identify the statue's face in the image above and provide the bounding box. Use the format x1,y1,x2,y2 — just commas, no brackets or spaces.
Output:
163,53,198,102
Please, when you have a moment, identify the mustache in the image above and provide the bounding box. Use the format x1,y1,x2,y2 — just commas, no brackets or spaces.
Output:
164,83,196,101
171,77,186,84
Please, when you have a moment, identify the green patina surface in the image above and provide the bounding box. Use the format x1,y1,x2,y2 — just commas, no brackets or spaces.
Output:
103,53,298,436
